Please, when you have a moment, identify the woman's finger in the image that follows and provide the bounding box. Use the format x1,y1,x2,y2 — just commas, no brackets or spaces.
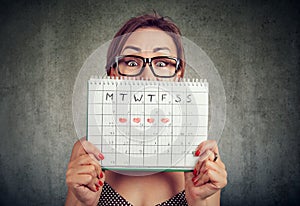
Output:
66,173,95,187
193,159,226,184
207,150,216,162
77,154,102,177
195,140,219,158
192,158,210,184
200,160,226,176
185,172,220,201
77,165,99,178
193,149,220,177
190,182,220,200
193,159,200,177
193,150,215,176
203,150,226,169
70,138,104,162
194,171,210,187
69,153,99,167
195,167,227,188
87,176,104,192
207,168,227,188
196,149,214,162
68,154,102,179
80,137,105,160
67,169,104,193
88,154,103,179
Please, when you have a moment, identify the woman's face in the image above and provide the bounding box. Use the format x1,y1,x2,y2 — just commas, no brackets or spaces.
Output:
110,27,182,80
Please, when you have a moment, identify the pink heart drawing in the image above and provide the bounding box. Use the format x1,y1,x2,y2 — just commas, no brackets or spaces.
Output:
147,118,155,123
161,118,170,123
119,117,127,123
133,118,141,123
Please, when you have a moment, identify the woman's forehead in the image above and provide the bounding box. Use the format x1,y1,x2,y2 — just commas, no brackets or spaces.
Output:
121,28,177,55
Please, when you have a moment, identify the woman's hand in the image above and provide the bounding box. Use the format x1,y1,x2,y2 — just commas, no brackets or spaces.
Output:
65,137,105,206
184,140,227,206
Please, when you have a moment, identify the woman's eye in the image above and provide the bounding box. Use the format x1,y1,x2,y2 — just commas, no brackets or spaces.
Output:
126,61,138,67
156,61,167,67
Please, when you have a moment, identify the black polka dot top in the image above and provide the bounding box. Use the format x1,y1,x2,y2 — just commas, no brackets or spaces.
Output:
98,182,188,206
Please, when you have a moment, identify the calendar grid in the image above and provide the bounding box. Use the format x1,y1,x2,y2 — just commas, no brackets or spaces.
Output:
87,77,208,171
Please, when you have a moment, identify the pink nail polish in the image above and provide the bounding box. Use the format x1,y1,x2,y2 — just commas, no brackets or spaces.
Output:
193,168,197,176
192,176,197,182
98,153,104,160
99,180,103,186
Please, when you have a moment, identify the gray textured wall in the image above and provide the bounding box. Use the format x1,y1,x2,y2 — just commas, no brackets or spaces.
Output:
0,0,299,205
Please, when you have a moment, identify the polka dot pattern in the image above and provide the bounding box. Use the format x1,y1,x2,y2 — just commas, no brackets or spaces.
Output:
98,182,188,206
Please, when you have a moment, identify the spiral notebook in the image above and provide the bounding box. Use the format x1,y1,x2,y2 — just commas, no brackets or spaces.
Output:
87,77,209,171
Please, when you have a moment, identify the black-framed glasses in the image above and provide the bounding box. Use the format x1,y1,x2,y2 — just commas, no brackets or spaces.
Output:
113,55,181,78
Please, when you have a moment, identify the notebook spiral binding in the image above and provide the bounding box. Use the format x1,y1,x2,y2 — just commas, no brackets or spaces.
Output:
89,76,208,87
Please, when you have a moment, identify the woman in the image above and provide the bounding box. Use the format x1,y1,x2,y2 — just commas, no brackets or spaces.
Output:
65,13,227,206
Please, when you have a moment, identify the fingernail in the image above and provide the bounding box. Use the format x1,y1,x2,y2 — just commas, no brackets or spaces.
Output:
192,176,197,182
193,168,197,176
99,180,103,186
98,153,104,160
95,181,100,186
195,150,200,156
96,186,99,191
100,171,103,178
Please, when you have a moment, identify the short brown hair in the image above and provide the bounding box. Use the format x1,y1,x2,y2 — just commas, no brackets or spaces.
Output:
105,13,185,77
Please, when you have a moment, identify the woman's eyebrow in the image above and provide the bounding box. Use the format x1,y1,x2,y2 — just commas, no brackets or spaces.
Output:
122,46,141,53
122,46,171,54
153,47,171,53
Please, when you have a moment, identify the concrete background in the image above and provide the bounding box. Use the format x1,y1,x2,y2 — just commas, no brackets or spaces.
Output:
0,0,299,205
